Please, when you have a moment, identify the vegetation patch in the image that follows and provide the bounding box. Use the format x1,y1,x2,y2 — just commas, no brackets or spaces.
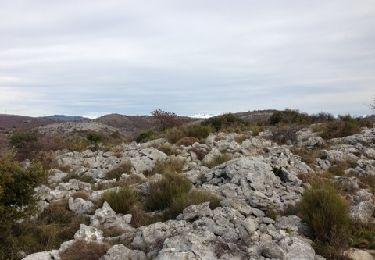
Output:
136,130,156,143
60,240,110,260
166,125,212,144
146,172,192,211
313,115,371,139
204,153,231,168
298,181,351,259
104,160,132,181
103,187,138,215
150,158,185,176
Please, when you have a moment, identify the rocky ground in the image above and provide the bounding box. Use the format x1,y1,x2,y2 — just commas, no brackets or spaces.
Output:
23,124,375,260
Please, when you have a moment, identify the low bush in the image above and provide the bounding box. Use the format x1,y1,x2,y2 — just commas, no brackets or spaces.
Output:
203,113,247,132
351,223,375,250
291,148,322,168
327,161,357,177
270,125,302,145
86,132,102,149
60,240,110,260
104,161,132,181
269,109,312,125
146,172,192,211
9,131,39,160
315,115,372,140
150,158,185,176
157,143,176,155
176,137,199,146
298,181,351,258
136,130,156,143
166,125,213,144
102,187,138,215
130,205,164,228
151,109,186,130
1,199,89,259
204,153,231,168
62,173,95,183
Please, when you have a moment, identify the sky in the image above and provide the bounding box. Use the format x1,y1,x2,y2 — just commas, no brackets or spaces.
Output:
0,0,374,118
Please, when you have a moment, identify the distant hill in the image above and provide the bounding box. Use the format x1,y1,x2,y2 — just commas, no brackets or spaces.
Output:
95,113,159,135
43,115,89,121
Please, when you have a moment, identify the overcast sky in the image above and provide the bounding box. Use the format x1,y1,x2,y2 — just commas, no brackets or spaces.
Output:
0,0,374,118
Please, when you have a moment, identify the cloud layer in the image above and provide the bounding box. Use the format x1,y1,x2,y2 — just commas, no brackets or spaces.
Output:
1,0,374,117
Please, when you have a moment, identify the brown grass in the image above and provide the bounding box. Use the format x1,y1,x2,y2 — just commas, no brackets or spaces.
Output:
203,153,231,168
60,240,110,260
104,160,132,181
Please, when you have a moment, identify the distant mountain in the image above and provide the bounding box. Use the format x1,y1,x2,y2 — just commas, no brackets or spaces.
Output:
43,115,89,121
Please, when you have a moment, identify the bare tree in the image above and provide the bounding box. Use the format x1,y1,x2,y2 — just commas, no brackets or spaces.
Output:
151,109,184,130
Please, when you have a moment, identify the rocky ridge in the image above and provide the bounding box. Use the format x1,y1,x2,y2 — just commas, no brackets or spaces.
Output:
24,125,375,260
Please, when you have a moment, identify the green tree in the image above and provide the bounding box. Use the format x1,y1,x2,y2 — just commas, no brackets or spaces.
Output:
86,132,102,150
0,152,47,259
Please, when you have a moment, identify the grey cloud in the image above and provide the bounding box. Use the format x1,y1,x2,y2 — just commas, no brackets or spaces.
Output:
0,0,374,116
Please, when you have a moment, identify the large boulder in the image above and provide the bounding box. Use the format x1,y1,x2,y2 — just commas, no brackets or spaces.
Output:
91,202,133,231
68,197,94,214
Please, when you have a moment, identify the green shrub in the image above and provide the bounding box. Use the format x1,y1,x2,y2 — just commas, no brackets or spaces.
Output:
166,125,213,144
315,115,371,140
103,187,138,215
270,125,302,144
0,153,47,221
136,130,156,143
269,109,312,125
9,131,38,148
86,132,102,150
298,181,351,258
203,113,247,131
1,199,89,259
104,161,132,181
150,158,185,176
204,153,231,168
146,172,192,211
9,131,39,160
351,223,375,250
130,205,164,228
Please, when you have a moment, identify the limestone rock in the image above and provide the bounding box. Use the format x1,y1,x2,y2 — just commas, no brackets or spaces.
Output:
103,244,146,260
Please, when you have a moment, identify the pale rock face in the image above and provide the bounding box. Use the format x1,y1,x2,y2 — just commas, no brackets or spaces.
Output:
68,197,94,214
103,244,146,260
155,231,217,260
22,251,59,260
177,202,212,221
275,215,303,233
296,128,325,148
351,201,375,223
279,237,316,260
345,248,374,260
28,125,375,260
74,224,103,241
91,202,133,231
